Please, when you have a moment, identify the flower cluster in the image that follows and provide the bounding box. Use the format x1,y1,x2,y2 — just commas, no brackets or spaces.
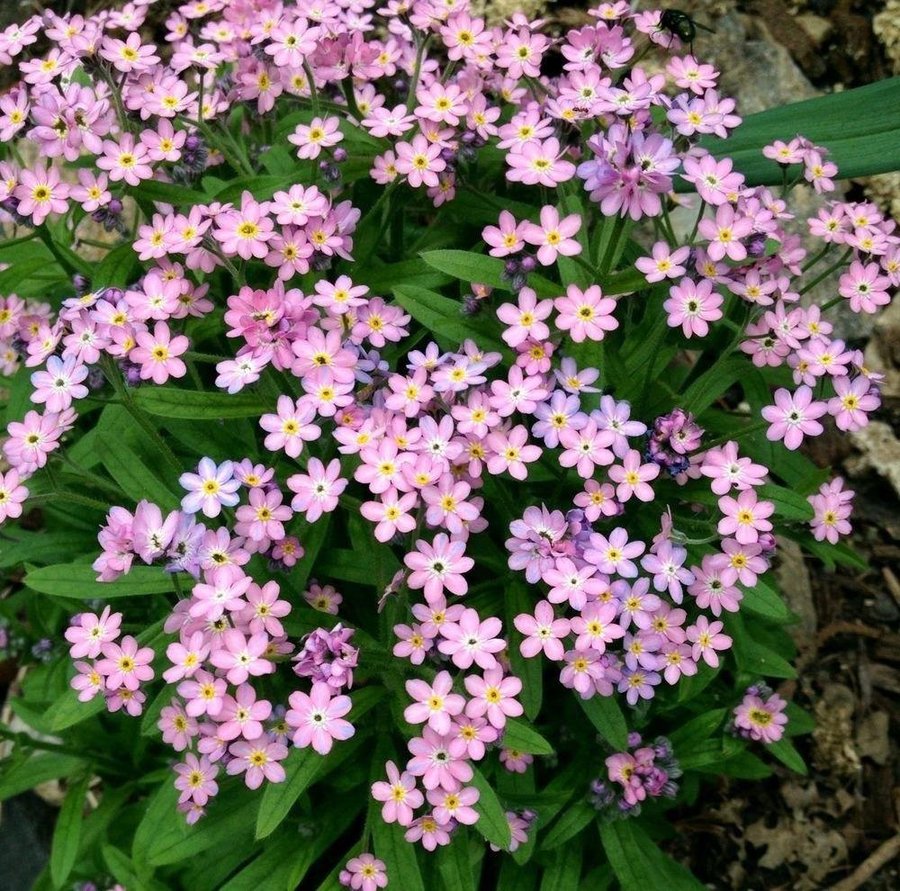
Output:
590,732,681,817
732,684,789,744
0,0,893,882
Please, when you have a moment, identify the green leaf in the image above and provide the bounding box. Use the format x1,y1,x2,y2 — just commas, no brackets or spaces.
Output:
470,768,512,851
134,179,209,206
50,774,90,889
700,77,900,185
220,833,297,891
768,738,808,774
541,844,583,891
729,614,798,680
141,785,260,867
540,801,595,850
132,387,274,419
419,250,559,298
599,820,705,891
255,747,324,840
742,577,791,621
785,702,816,737
436,839,477,891
0,258,52,295
0,753,84,802
26,564,177,600
668,708,728,751
506,582,543,720
393,284,506,352
578,696,628,749
95,242,139,288
102,845,157,891
757,484,814,521
96,437,179,511
371,819,425,891
502,718,554,756
44,691,106,732
682,357,747,415
255,687,383,839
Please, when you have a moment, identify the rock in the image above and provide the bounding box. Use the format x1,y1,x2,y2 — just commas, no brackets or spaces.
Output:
795,13,834,49
847,421,900,499
773,536,817,639
855,710,891,765
863,296,900,399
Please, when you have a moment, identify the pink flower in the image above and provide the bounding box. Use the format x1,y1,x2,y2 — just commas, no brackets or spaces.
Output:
464,668,523,729
664,278,723,337
208,630,273,685
761,385,827,450
485,425,542,480
178,670,227,719
240,580,291,637
571,602,626,654
483,211,527,257
438,608,505,670
697,203,753,262
404,670,466,735
65,607,122,659
371,761,424,826
97,635,155,691
213,192,274,261
828,376,880,431
585,527,645,578
235,488,292,542
506,137,576,187
260,396,320,458
287,458,348,522
162,631,210,683
427,786,480,826
393,624,433,665
514,600,571,660
716,490,775,545
179,458,240,518
700,441,767,495
733,690,788,743
554,285,618,342
404,534,474,603
559,421,615,479
521,206,582,266
496,287,553,348
395,135,446,189
342,853,388,891
687,616,732,667
636,241,691,282
13,164,69,225
0,469,28,522
286,681,355,755
97,134,153,186
608,449,660,502
130,322,189,385
226,739,288,789
174,754,219,806
289,116,343,160
361,489,418,542
159,702,198,752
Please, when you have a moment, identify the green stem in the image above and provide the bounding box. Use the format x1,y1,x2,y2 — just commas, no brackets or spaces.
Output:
303,60,321,116
102,358,182,473
800,244,832,273
35,227,78,278
696,419,771,454
687,198,707,245
405,35,431,113
799,247,852,296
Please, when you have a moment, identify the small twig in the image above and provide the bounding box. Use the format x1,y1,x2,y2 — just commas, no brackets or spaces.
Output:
831,833,900,891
